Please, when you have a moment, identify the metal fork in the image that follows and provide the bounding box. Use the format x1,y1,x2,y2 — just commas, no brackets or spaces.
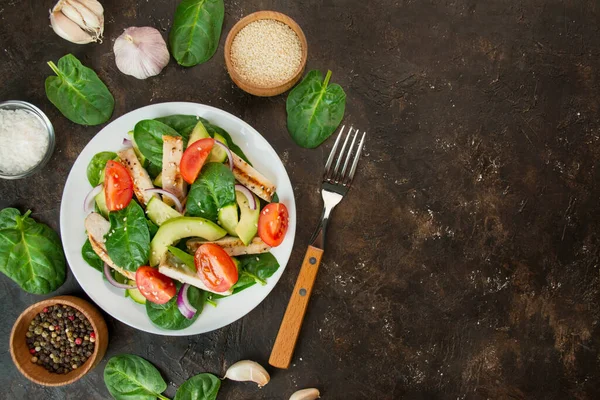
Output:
269,126,366,369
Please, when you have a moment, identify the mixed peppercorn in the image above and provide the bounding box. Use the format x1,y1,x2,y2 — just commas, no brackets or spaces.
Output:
26,304,95,374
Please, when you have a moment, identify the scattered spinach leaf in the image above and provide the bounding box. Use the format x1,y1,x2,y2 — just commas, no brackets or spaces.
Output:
87,151,117,186
133,119,180,168
103,354,169,400
174,373,220,400
45,54,115,126
146,282,206,330
186,163,236,221
105,201,150,272
169,0,225,67
82,238,103,272
286,69,346,148
0,208,66,294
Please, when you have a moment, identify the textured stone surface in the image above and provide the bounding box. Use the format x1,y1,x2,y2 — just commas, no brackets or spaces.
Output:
1,0,600,399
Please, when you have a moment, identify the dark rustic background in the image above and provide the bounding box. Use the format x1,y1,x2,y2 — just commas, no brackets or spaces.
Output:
1,0,600,399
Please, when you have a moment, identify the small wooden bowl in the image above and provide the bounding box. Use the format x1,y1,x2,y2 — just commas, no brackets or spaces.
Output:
224,11,308,97
9,295,108,387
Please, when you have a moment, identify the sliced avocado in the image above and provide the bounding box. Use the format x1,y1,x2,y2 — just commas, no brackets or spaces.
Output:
208,133,228,163
218,203,238,236
125,280,147,304
95,189,109,218
234,191,259,245
187,121,211,146
149,217,227,266
146,196,182,226
127,130,147,165
153,173,163,188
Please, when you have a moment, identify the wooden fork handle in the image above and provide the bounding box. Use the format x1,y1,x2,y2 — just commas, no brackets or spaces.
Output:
269,245,324,369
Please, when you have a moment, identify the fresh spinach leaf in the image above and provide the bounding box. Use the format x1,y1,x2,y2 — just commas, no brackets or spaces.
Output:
104,354,169,400
133,119,181,168
238,252,280,281
175,373,220,400
87,151,117,186
169,0,225,67
45,54,115,126
155,114,251,163
210,253,280,300
168,246,195,270
286,69,346,148
146,161,162,180
0,208,65,294
105,202,150,272
147,219,159,239
155,115,198,138
82,238,103,272
186,163,236,221
146,282,206,330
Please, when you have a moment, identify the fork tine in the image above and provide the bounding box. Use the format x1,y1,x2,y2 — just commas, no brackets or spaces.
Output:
339,130,358,180
331,127,352,181
324,125,345,176
346,131,366,184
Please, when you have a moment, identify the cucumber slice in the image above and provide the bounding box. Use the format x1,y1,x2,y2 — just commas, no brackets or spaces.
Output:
153,172,163,188
188,121,211,145
208,133,228,163
95,188,109,218
146,196,182,226
125,280,146,304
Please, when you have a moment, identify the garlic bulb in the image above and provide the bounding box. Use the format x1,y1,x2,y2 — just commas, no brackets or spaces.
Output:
223,360,270,387
49,0,104,44
113,27,170,80
289,388,321,400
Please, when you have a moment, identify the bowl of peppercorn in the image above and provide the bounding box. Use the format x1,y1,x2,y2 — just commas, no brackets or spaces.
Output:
9,295,108,386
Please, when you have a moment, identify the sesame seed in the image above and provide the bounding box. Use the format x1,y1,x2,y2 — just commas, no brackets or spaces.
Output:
230,19,303,87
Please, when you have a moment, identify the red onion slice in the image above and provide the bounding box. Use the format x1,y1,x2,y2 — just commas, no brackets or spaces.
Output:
235,184,257,210
122,138,133,147
104,263,136,289
214,141,234,171
145,188,183,213
176,283,197,319
84,184,103,213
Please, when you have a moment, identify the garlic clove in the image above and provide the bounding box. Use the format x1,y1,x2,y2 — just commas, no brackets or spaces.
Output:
72,0,103,17
50,10,95,44
114,27,170,80
61,0,102,33
223,360,270,387
289,388,321,400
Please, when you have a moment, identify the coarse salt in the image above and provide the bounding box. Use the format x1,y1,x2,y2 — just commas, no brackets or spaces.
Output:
230,19,303,87
0,109,48,175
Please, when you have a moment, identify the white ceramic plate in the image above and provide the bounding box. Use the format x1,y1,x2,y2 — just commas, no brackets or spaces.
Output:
60,102,296,336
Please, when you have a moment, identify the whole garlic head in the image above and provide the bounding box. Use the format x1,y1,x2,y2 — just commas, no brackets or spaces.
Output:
113,27,170,80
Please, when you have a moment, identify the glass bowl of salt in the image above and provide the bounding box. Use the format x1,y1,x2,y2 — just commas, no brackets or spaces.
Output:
0,100,55,180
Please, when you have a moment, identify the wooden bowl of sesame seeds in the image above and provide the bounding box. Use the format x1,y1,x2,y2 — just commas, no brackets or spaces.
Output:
225,11,308,97
9,295,108,386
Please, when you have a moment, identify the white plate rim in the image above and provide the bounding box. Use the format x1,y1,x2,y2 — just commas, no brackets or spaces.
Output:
60,102,296,336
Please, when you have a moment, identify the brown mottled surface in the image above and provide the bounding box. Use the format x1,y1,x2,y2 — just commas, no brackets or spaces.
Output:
1,0,599,399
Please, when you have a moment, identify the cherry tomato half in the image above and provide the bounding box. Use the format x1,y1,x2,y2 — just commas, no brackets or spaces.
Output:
104,160,133,212
194,243,238,293
258,203,289,247
181,138,215,184
135,266,177,304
